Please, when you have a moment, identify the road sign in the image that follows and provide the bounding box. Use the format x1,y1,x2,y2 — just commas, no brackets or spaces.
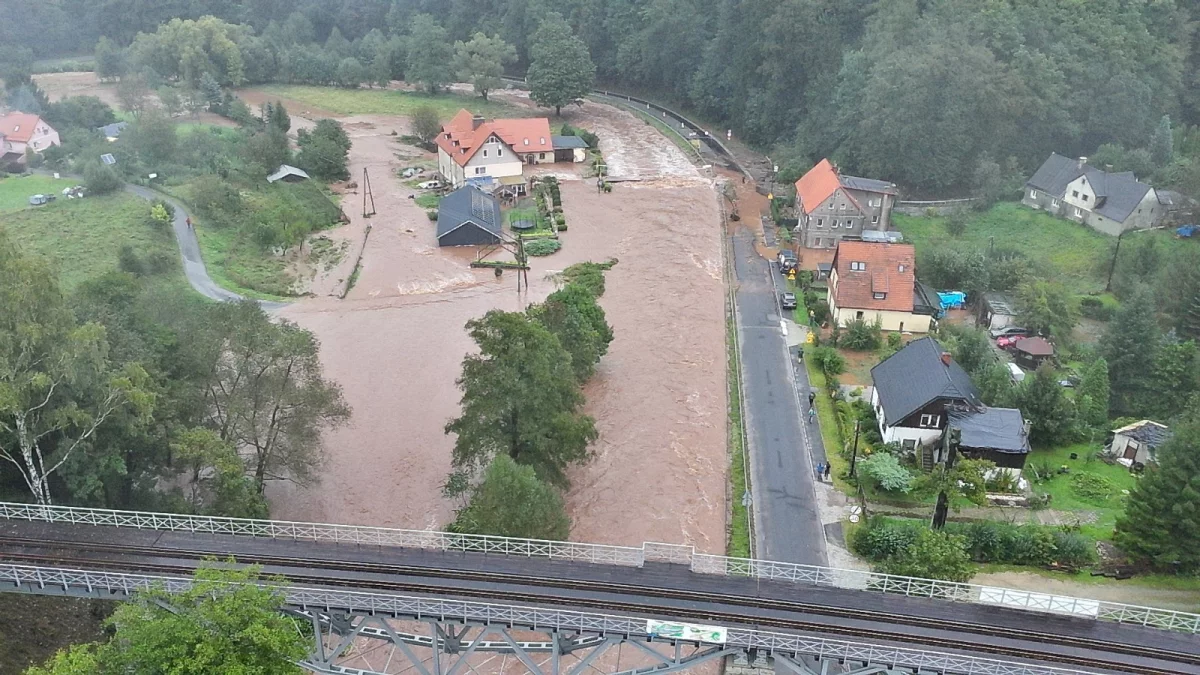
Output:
645,620,728,644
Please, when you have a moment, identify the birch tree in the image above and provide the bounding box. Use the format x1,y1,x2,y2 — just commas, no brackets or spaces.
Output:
0,233,149,505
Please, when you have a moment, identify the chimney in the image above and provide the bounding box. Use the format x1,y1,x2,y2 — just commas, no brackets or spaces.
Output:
941,352,952,366
471,114,485,130
1077,156,1087,169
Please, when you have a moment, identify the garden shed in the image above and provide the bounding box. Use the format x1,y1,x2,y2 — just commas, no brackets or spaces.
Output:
1010,336,1054,368
946,406,1031,473
437,187,502,247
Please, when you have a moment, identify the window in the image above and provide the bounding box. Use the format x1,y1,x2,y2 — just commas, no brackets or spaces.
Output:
919,414,940,428
1073,207,1081,217
1051,198,1059,207
474,167,486,175
873,292,886,300
856,311,865,320
539,137,545,145
869,198,881,207
831,220,838,228
539,152,546,160
902,439,917,453
1029,190,1036,199
816,218,823,228
1082,194,1089,202
523,138,530,146
871,214,879,224
482,149,488,158
898,264,906,273
840,203,847,210
850,261,866,271
1072,190,1079,198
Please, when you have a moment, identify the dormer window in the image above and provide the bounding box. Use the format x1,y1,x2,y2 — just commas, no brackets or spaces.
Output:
539,137,545,144
849,261,866,271
523,138,529,146
12,126,18,132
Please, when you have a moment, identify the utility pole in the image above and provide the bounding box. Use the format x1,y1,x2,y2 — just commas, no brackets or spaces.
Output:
848,421,861,478
362,167,376,219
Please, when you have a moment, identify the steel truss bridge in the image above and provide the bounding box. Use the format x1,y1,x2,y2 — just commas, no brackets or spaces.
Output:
1,504,1198,675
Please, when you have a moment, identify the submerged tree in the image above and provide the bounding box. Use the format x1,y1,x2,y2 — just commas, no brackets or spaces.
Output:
453,33,517,101
527,13,595,115
445,311,596,487
448,454,571,539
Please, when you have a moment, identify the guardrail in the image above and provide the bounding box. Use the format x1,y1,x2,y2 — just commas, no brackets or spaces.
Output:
0,563,1103,675
3,502,1197,634
0,502,644,567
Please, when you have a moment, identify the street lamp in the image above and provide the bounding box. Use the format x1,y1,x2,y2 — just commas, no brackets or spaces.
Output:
1105,226,1163,292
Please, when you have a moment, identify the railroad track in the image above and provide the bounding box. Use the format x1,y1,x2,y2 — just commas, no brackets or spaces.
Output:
1,536,1196,675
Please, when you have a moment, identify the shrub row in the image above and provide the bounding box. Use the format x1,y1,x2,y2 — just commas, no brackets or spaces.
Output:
851,517,1096,570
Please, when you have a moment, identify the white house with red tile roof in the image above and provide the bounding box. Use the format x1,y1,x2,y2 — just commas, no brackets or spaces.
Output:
435,109,553,191
828,240,939,333
0,113,61,160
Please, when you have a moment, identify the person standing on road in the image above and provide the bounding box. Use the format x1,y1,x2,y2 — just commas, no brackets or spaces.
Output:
816,462,824,480
808,407,816,424
186,216,192,229
808,391,815,406
824,463,832,481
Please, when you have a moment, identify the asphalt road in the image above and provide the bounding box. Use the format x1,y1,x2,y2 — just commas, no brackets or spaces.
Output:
126,184,287,311
731,230,827,566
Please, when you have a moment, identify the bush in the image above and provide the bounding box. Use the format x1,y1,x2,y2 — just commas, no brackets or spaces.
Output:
427,210,438,221
945,208,969,236
554,213,566,228
118,245,147,276
1079,296,1116,321
83,162,123,195
850,518,921,560
858,453,914,493
810,346,845,377
878,529,974,582
148,203,172,230
841,317,883,350
887,332,902,349
524,239,562,256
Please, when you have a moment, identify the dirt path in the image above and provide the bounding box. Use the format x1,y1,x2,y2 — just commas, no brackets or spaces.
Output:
258,92,729,553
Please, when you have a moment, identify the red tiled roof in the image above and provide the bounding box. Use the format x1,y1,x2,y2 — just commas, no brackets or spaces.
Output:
0,113,47,144
1013,336,1054,356
794,159,842,215
435,109,553,167
831,240,916,312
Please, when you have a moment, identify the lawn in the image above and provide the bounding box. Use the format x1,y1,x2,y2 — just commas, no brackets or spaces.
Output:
413,192,440,209
255,85,529,119
1025,443,1137,541
0,192,181,292
727,318,751,559
894,202,1117,293
193,225,296,301
0,175,77,213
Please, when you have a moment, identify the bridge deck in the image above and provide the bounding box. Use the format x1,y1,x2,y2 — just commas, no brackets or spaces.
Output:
1,520,1197,675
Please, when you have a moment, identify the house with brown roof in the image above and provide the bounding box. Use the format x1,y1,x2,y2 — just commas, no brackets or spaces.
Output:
827,240,938,333
1010,336,1054,369
794,158,897,250
435,109,553,193
0,113,61,161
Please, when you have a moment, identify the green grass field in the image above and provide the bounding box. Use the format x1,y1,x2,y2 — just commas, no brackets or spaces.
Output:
192,225,295,301
894,203,1118,293
255,85,530,119
0,175,77,213
1025,443,1137,541
0,192,181,292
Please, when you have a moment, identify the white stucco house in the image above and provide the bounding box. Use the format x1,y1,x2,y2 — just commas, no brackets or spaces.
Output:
869,337,984,450
827,240,940,333
1023,153,1166,236
436,109,554,194
0,113,61,160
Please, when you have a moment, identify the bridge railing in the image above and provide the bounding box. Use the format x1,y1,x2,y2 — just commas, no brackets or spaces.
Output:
0,563,1099,675
0,502,645,567
4,502,1198,635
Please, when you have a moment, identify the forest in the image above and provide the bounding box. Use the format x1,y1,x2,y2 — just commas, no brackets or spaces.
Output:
3,0,1200,193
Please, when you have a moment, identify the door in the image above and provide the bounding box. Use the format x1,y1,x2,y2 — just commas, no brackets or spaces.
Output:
1122,440,1140,460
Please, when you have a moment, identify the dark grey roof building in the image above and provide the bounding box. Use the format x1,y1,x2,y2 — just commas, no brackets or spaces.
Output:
947,406,1031,469
437,186,502,247
871,337,981,427
1024,153,1163,236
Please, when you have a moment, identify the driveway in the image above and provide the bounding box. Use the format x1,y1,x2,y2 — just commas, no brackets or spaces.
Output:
732,230,827,566
124,185,286,311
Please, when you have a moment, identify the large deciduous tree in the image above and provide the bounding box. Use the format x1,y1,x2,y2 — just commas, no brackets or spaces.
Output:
0,233,151,505
410,105,441,145
527,283,613,383
1015,279,1078,340
296,118,352,180
129,16,249,88
527,13,595,116
406,14,453,93
448,454,571,540
28,565,308,675
1013,364,1075,445
453,33,517,101
445,310,597,488
200,301,350,493
1115,419,1200,572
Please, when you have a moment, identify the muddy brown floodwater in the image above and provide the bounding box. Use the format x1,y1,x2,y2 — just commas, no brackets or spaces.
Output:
256,92,730,556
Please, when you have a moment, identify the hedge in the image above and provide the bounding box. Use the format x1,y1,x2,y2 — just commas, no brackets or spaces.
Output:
851,517,1096,569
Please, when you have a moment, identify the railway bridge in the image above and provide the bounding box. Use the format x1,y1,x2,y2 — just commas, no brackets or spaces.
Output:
2,504,1199,675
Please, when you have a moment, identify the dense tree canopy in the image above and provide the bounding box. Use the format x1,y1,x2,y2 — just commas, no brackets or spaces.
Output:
1115,418,1200,572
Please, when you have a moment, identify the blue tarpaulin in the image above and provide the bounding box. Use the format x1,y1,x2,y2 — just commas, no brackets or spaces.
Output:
938,291,966,310
1177,225,1198,238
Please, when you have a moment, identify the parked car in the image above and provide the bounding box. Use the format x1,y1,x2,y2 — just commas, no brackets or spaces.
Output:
989,325,1030,339
28,194,55,206
1006,362,1026,383
780,292,797,310
777,250,797,265
996,335,1027,349
417,180,443,190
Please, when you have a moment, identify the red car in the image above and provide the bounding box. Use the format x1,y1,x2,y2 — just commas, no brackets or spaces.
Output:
996,335,1022,349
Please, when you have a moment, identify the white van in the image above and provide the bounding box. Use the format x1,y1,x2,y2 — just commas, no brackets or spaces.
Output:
1006,362,1025,383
